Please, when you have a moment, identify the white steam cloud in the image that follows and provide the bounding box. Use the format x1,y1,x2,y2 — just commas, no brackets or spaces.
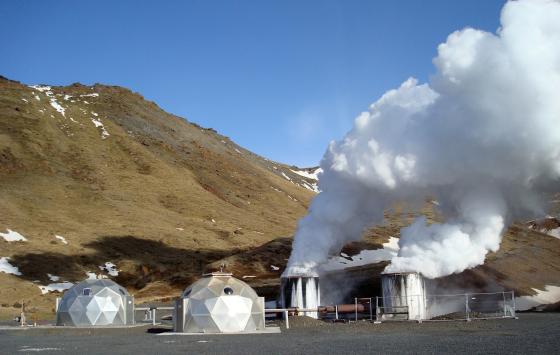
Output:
285,0,560,279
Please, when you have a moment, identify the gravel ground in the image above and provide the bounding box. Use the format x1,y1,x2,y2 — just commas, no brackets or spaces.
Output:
0,313,559,354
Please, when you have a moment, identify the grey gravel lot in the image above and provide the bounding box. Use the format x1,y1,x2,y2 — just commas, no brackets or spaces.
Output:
1,313,559,355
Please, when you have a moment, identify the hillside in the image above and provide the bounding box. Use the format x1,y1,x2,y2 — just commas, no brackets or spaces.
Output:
1,75,559,320
0,76,319,317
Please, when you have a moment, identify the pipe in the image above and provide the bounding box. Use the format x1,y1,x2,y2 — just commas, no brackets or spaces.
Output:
318,304,366,313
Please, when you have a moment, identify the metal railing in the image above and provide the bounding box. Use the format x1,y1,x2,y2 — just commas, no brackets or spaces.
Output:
376,291,516,322
134,306,174,326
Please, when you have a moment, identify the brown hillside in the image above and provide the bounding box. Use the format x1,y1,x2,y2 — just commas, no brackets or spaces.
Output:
1,75,559,320
0,76,317,318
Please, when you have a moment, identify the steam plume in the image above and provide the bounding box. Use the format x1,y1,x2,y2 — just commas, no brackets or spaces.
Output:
285,0,560,279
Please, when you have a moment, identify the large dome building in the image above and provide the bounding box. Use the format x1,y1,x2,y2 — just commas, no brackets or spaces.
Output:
174,272,265,333
56,279,135,327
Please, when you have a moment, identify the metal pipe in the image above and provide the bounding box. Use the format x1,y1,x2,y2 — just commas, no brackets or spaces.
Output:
319,304,366,313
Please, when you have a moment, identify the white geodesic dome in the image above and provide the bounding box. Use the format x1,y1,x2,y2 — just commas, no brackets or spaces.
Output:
56,279,134,327
174,273,265,333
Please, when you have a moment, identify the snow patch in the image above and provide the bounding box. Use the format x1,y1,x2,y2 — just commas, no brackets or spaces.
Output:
80,93,99,97
1,229,27,242
280,172,291,181
270,265,280,271
91,117,110,139
290,167,322,180
29,85,67,118
38,282,73,294
99,262,119,277
516,285,560,311
322,237,400,271
0,257,22,275
85,271,107,279
47,274,60,282
21,98,28,103
301,181,319,193
55,235,68,244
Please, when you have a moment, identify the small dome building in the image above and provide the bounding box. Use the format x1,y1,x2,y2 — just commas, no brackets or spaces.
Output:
56,279,134,327
174,272,265,333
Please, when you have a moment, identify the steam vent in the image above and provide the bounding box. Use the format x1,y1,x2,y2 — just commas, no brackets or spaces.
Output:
381,272,427,320
56,279,135,327
174,272,265,333
280,276,320,319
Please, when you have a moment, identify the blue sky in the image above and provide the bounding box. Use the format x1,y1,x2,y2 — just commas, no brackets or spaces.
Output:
0,0,505,167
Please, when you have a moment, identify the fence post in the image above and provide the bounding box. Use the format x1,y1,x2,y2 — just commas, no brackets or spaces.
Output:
355,298,358,322
152,308,156,326
502,291,507,317
335,304,338,320
511,291,517,318
465,294,470,321
369,297,373,321
284,310,289,329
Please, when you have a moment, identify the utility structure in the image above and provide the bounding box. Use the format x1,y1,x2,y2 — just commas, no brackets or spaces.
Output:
56,279,135,327
174,272,265,333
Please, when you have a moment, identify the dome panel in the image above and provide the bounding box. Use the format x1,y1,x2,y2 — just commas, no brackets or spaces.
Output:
56,279,134,327
175,273,265,333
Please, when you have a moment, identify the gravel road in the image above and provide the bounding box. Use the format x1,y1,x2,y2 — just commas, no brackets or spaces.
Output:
1,313,558,354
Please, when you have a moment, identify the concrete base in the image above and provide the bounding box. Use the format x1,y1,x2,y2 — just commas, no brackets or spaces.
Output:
159,327,281,335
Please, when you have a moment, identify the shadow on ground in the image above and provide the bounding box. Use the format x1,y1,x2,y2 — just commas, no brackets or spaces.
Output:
9,235,242,292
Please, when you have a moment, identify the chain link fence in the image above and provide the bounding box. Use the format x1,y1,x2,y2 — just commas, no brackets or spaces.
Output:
376,291,516,322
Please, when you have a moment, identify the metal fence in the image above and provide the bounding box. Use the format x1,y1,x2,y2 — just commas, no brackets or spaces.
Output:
376,291,516,322
134,306,174,326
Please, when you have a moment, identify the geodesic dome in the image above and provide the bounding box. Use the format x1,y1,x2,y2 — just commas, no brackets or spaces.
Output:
174,273,265,333
56,279,134,327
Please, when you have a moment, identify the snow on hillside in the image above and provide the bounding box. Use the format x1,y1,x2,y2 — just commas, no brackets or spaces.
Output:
290,167,322,180
322,237,399,271
38,282,73,294
29,85,67,118
527,217,560,239
0,257,22,275
55,235,68,244
99,262,119,276
516,285,560,310
0,229,27,242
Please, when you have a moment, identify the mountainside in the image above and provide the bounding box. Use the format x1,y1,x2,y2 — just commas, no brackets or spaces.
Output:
0,76,319,316
1,75,559,320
